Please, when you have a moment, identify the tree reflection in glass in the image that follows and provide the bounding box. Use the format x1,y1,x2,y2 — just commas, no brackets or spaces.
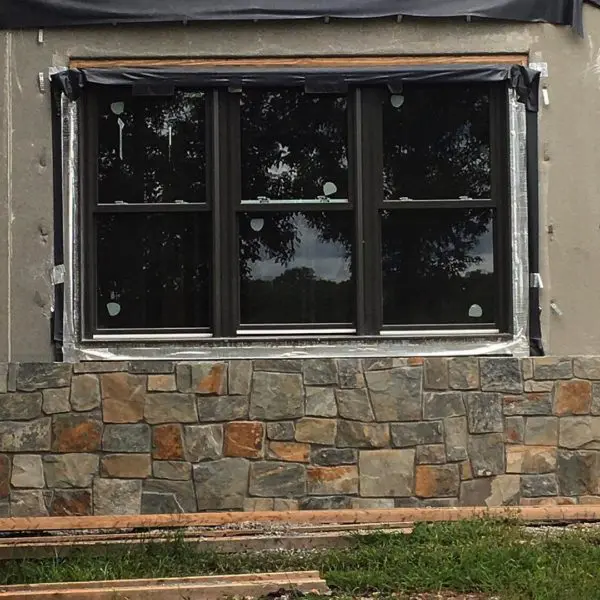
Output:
97,91,206,204
241,89,348,202
383,85,491,200
381,208,495,325
239,211,354,325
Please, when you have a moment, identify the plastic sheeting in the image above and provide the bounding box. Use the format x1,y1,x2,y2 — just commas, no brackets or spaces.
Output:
54,64,541,111
1,0,597,35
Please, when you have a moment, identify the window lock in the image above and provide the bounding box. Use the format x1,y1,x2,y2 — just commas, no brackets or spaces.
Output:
257,196,270,204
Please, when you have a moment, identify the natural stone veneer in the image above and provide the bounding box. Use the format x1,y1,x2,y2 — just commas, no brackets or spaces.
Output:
2,357,600,515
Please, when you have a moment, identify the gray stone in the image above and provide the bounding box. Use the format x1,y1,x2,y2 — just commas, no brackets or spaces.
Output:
11,455,45,488
391,421,443,448
521,474,558,497
249,462,306,497
459,478,492,506
128,361,174,374
0,419,51,451
190,362,228,395
592,383,600,415
416,444,446,464
7,364,16,392
559,417,598,449
574,357,600,380
336,388,374,421
423,392,465,420
557,450,600,496
305,387,337,417
0,501,9,517
42,388,70,414
362,358,393,371
524,417,558,445
351,498,396,509
228,361,253,396
336,421,390,448
311,448,357,466
505,416,525,444
465,393,503,434
444,417,468,461
143,479,196,512
254,359,302,373
359,449,415,497
503,394,552,416
0,364,7,394
468,433,505,476
295,418,336,445
73,362,128,373
424,358,448,390
336,359,365,389
141,492,184,514
480,358,522,393
193,458,249,510
70,374,101,411
366,367,422,421
524,380,554,393
302,359,338,386
11,490,47,516
521,359,534,380
506,445,556,474
102,424,150,452
448,358,479,390
94,478,142,515
0,393,42,420
144,394,198,424
420,498,459,508
153,461,192,480
183,425,223,462
16,363,72,391
266,421,295,441
533,357,573,380
43,454,99,487
196,396,248,422
487,475,521,506
250,372,304,420
394,497,422,508
299,496,352,510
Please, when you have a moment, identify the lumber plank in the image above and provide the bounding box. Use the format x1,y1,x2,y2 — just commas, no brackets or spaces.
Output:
70,54,527,69
1,506,599,534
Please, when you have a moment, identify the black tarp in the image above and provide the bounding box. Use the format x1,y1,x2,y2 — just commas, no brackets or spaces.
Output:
54,64,541,110
1,0,598,35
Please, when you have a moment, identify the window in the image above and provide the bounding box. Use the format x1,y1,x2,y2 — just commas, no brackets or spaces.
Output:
83,80,511,339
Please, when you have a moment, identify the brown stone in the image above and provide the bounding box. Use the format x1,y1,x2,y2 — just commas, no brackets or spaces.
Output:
101,454,151,478
296,418,337,445
506,445,556,474
307,466,358,495
243,498,275,511
192,363,228,395
52,414,102,452
0,455,9,499
415,465,460,498
101,373,145,423
554,380,592,416
268,441,310,463
520,497,575,507
224,422,263,458
460,461,473,480
152,424,184,460
147,375,177,392
50,490,92,516
505,416,525,444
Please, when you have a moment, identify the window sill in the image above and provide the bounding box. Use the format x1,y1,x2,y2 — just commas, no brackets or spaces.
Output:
67,332,528,362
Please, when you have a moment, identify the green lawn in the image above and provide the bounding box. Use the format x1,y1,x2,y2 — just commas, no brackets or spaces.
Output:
2,519,600,599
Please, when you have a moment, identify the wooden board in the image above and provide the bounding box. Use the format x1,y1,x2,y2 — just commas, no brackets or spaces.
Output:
1,506,598,534
70,54,528,69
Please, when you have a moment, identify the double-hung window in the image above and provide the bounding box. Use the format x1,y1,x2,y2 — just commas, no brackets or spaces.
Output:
82,74,511,341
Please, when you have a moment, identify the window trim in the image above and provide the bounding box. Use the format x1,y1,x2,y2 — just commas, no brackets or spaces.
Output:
60,63,530,360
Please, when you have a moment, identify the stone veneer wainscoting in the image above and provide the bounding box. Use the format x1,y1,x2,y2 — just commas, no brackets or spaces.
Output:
0,357,599,516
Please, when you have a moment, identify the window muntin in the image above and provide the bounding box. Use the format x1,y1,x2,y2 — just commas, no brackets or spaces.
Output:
240,89,349,204
382,85,491,201
84,80,510,339
97,91,207,204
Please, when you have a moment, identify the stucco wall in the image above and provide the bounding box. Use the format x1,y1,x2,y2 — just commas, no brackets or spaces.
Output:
1,357,600,517
1,7,600,359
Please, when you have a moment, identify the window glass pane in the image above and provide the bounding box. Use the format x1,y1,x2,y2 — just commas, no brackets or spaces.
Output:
96,213,211,329
241,89,348,203
383,85,491,200
98,91,206,204
239,211,354,325
381,208,495,325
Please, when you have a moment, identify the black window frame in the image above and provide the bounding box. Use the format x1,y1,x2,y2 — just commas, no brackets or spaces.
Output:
81,78,512,340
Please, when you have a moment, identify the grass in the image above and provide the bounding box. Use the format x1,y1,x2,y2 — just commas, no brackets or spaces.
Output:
2,519,600,599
